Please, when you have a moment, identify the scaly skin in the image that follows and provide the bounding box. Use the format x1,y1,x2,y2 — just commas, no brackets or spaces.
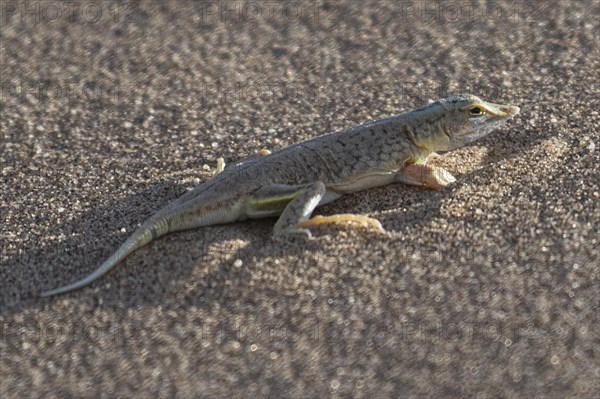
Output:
40,94,520,297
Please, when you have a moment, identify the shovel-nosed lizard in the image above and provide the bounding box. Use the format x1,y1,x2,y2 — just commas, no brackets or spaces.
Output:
40,94,520,297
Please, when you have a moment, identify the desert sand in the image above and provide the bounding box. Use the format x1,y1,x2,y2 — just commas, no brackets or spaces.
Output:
1,1,598,397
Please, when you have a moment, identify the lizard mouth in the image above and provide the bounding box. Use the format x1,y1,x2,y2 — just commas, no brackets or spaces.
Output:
499,105,520,118
482,104,520,129
490,104,520,119
468,104,520,141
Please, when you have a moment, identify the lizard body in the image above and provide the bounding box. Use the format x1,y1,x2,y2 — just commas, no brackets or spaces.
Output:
40,94,519,297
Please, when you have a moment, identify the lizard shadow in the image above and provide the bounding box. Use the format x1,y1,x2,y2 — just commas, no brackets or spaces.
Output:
179,120,552,309
0,178,326,314
477,121,550,165
1,181,197,309
1,124,542,314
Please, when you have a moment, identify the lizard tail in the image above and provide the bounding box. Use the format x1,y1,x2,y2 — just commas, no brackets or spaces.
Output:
39,217,170,297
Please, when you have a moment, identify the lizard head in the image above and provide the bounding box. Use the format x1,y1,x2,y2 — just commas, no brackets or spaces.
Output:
414,94,520,152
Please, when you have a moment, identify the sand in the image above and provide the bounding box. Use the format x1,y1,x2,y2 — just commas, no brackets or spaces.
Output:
1,0,598,397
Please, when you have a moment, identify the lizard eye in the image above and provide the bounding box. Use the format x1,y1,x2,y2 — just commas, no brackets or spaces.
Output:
468,106,484,116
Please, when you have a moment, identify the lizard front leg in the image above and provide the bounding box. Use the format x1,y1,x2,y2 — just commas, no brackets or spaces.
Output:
395,163,456,190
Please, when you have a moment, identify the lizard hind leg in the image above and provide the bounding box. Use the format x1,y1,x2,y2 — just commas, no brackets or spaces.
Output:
272,182,327,237
246,181,332,237
246,181,384,237
216,158,225,174
244,182,324,237
216,149,270,174
297,213,385,234
272,182,385,236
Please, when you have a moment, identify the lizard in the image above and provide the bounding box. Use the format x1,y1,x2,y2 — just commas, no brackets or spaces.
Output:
40,94,520,297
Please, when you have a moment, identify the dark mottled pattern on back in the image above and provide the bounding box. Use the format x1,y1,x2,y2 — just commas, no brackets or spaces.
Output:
212,100,454,188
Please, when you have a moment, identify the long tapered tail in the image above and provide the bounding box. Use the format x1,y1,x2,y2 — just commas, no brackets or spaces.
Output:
40,187,245,297
39,217,171,297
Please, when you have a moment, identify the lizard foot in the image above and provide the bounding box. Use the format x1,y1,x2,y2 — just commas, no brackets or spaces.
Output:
296,213,386,234
397,164,456,190
216,157,226,174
